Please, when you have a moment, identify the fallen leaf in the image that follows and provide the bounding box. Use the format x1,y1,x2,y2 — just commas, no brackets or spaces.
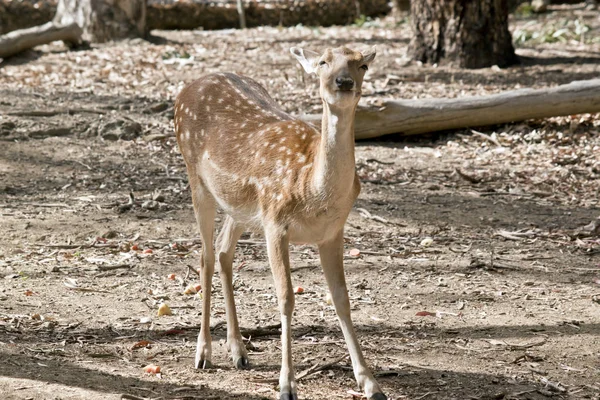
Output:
132,340,152,350
415,311,436,317
420,237,434,246
144,364,161,374
349,248,361,257
167,273,176,280
157,303,172,316
183,285,198,295
294,286,304,294
24,290,34,296
143,249,153,254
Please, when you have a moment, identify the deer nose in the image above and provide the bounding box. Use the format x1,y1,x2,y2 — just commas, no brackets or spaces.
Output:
335,77,354,91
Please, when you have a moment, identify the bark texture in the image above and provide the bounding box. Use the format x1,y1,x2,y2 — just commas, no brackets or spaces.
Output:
408,0,518,68
55,0,146,42
301,79,600,139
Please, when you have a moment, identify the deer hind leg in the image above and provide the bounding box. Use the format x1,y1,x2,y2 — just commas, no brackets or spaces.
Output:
216,216,248,369
318,232,386,400
192,185,217,369
264,223,297,400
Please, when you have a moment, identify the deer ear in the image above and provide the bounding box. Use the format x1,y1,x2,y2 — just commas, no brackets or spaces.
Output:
362,46,377,65
290,47,320,74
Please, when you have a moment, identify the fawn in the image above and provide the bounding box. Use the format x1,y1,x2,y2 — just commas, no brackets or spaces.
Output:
174,46,386,400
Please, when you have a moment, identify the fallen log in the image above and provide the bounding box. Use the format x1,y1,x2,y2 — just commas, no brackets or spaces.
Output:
1,0,391,34
0,21,81,59
302,78,600,139
0,0,146,59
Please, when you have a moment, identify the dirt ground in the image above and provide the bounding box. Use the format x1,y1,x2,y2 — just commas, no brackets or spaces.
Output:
1,5,600,400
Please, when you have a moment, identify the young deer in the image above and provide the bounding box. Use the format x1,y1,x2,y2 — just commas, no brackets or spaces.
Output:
174,46,386,400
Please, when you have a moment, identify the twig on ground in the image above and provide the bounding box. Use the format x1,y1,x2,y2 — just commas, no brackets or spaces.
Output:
365,158,395,165
414,391,438,400
7,108,107,117
296,354,349,381
470,129,502,147
485,337,547,350
251,355,349,384
121,395,147,400
241,323,282,339
540,377,567,393
22,202,70,208
187,264,200,277
494,229,537,241
96,264,132,271
356,207,389,224
74,160,92,170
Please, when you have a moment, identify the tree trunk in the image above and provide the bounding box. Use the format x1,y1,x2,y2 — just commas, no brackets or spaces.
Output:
301,79,600,139
392,0,410,21
0,0,146,59
393,0,411,13
408,0,518,68
54,0,147,43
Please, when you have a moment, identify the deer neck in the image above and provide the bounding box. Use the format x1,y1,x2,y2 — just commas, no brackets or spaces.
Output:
312,101,357,198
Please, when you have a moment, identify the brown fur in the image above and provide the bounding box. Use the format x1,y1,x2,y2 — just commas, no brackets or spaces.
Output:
175,72,341,230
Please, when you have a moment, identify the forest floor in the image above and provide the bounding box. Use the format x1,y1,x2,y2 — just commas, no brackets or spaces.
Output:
1,5,600,400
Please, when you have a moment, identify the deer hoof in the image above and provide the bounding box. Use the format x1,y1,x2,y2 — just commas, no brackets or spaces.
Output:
194,346,212,369
279,393,298,400
194,358,212,369
369,393,387,400
234,356,250,370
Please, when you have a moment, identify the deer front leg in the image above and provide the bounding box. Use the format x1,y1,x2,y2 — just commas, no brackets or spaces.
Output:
264,224,297,400
318,232,386,400
216,216,249,369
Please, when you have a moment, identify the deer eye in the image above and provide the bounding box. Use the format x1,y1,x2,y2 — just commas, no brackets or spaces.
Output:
360,65,368,71
318,60,327,67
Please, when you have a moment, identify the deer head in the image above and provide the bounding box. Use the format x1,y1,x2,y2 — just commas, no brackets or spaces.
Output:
290,46,376,109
